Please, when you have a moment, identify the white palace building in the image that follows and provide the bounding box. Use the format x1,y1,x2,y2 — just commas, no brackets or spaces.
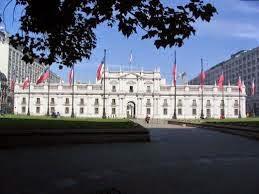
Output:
14,68,246,119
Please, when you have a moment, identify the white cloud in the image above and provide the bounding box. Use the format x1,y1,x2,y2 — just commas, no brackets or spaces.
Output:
195,19,259,41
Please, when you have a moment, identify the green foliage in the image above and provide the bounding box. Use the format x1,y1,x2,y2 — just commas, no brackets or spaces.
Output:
8,0,217,67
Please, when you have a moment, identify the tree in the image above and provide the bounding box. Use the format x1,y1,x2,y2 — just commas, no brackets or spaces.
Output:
7,0,216,67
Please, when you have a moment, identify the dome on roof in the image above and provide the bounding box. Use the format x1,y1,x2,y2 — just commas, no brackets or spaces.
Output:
0,71,7,82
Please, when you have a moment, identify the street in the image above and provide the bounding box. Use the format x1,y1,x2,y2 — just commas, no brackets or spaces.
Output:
1,125,259,194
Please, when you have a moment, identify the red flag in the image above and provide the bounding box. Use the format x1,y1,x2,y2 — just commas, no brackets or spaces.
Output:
22,77,30,90
200,70,206,88
217,72,224,89
68,66,74,86
237,76,242,92
10,73,16,92
172,63,177,86
251,79,256,96
36,67,50,85
96,59,104,81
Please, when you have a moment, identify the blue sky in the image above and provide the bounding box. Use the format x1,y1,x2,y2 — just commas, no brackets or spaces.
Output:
1,0,259,83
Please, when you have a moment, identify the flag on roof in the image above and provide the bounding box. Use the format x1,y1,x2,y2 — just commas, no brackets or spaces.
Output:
36,66,50,85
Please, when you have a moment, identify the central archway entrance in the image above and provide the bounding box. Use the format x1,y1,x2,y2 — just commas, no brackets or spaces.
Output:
127,101,136,118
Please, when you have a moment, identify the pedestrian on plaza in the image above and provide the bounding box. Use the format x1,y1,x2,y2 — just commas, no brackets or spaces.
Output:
145,115,150,124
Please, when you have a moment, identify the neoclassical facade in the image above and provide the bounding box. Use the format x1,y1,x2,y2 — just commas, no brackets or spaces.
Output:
14,69,246,119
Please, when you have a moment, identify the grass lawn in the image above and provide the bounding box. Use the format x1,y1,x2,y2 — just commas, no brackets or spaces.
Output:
0,115,137,130
183,117,259,128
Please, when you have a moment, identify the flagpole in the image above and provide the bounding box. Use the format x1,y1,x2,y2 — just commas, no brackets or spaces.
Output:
71,64,75,118
46,65,50,116
102,49,107,119
221,65,225,119
238,87,241,118
200,58,204,119
27,64,31,116
173,50,177,119
238,75,241,119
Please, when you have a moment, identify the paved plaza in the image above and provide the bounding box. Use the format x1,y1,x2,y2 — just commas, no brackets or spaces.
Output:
1,124,259,194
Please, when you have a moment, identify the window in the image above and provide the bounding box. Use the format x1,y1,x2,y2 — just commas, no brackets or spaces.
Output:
65,107,69,114
146,108,151,115
206,100,211,107
177,99,183,107
163,99,168,107
36,98,40,104
36,107,40,113
51,98,55,104
94,98,99,105
80,98,84,105
129,86,134,93
65,98,69,105
147,86,151,92
112,99,116,105
206,109,211,118
22,106,26,113
95,108,99,114
178,108,182,115
192,109,197,116
192,100,197,107
112,108,116,115
50,107,55,113
22,97,26,104
220,100,224,107
234,100,238,106
146,99,151,107
80,107,84,114
163,108,168,115
112,85,116,92
234,109,238,116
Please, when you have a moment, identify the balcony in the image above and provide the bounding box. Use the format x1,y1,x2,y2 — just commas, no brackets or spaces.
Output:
163,103,168,107
65,102,70,106
206,103,211,107
146,103,152,107
50,102,55,106
177,103,183,107
192,103,197,107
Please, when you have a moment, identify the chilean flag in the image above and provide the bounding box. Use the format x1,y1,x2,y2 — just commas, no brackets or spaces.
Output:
22,77,30,90
10,73,16,92
237,76,242,92
36,67,50,85
96,58,104,81
217,72,224,90
200,69,206,88
68,66,74,86
251,79,256,96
